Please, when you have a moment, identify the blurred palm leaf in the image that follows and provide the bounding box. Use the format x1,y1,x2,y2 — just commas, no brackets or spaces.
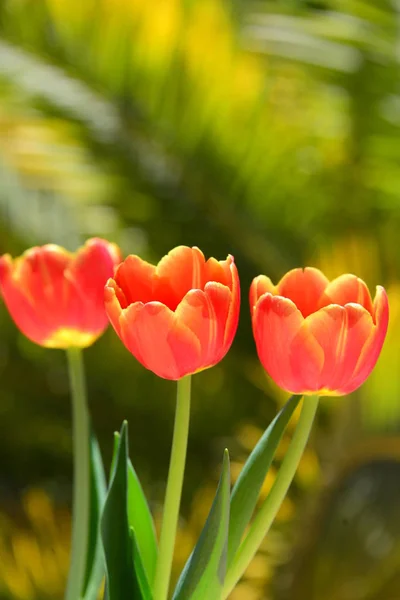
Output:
0,0,399,270
0,0,350,267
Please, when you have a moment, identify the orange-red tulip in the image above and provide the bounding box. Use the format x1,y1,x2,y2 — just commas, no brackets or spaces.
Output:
250,268,389,396
0,238,121,349
105,246,240,380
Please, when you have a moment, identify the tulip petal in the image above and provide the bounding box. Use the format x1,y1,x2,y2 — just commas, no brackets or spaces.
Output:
0,255,13,292
330,304,373,393
23,246,71,315
298,304,373,393
119,302,202,380
0,255,55,345
340,286,389,394
320,274,374,314
249,275,275,312
9,247,71,336
176,284,232,367
104,279,126,337
302,305,346,391
156,246,206,310
115,255,156,305
276,267,329,318
205,283,232,359
67,239,122,332
289,323,325,393
223,258,240,349
176,290,213,362
253,294,307,393
205,256,233,289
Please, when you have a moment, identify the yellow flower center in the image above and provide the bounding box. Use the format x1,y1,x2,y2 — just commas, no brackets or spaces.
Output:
43,328,99,349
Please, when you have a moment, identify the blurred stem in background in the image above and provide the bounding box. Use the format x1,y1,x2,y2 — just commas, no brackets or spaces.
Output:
153,375,192,600
223,395,320,598
65,347,90,600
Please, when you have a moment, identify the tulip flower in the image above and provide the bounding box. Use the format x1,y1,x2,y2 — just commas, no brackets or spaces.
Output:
0,238,121,348
250,267,389,395
105,245,240,380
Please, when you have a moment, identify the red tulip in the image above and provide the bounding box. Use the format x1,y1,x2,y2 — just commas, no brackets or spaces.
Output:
105,246,240,380
0,238,121,349
250,268,389,396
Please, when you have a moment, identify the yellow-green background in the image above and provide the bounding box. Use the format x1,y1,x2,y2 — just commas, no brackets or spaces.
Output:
0,0,399,598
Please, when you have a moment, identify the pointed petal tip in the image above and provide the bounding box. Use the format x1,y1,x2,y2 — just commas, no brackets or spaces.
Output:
250,275,276,310
164,245,205,262
255,291,301,317
375,284,388,300
104,278,118,298
0,254,12,280
373,285,389,326
84,237,122,263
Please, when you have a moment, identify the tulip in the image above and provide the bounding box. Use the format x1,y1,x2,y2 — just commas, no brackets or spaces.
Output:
105,245,240,380
250,267,389,395
0,238,121,348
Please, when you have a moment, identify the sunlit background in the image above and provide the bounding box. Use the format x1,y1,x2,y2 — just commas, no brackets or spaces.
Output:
0,0,400,598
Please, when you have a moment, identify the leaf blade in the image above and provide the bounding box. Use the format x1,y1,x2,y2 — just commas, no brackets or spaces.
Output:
130,527,153,600
100,422,144,600
128,460,158,586
82,430,107,600
172,450,231,600
228,395,301,563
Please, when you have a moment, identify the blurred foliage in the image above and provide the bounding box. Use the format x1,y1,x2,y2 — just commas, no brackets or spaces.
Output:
0,0,400,598
0,489,70,599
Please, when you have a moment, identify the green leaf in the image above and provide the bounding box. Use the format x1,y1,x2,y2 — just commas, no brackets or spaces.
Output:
128,460,158,586
172,450,230,600
82,430,107,600
110,432,120,478
106,429,157,592
228,394,301,564
101,421,148,600
130,528,153,600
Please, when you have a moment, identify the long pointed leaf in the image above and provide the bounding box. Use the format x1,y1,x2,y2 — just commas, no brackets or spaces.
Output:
100,422,143,600
110,432,120,478
228,395,301,564
82,431,107,600
172,450,230,600
130,528,153,600
109,431,157,589
128,461,158,585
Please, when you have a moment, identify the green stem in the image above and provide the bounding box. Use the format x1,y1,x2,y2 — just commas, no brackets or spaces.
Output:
65,347,90,600
223,394,319,599
153,375,192,600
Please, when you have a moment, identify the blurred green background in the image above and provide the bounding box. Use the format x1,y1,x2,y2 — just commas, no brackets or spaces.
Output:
0,0,400,598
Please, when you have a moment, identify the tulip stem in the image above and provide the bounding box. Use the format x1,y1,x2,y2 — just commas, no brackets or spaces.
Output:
153,375,192,600
65,348,90,600
222,394,320,598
